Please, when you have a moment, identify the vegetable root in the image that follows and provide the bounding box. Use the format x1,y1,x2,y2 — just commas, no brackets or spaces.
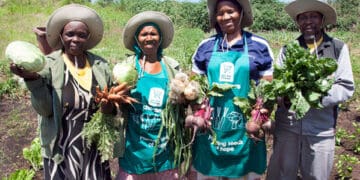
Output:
95,84,138,106
168,72,202,104
185,98,213,145
246,98,270,141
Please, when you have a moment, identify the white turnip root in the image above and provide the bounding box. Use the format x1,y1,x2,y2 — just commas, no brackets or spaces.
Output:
175,72,189,84
169,73,203,104
183,81,201,101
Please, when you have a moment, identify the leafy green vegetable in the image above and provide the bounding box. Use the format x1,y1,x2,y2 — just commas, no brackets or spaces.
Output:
189,74,237,100
235,42,338,120
82,111,122,162
5,41,46,72
22,137,43,171
207,83,238,97
3,169,35,180
272,42,337,118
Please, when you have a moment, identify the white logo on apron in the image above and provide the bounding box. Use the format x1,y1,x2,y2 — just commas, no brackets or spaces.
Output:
219,62,234,82
148,87,164,107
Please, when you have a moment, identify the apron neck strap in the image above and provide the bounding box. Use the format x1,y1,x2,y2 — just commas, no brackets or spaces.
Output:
213,33,248,53
135,56,169,79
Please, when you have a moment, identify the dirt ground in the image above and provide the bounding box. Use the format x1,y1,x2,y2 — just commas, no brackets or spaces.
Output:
0,93,359,179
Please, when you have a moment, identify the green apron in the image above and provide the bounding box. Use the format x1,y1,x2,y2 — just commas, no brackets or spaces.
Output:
193,36,266,177
119,58,175,174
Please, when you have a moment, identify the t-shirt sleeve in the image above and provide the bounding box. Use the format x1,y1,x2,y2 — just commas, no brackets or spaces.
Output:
249,38,274,80
191,38,215,75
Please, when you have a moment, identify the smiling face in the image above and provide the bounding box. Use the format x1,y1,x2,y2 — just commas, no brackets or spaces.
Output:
61,21,90,56
136,25,161,56
296,11,324,43
215,0,242,34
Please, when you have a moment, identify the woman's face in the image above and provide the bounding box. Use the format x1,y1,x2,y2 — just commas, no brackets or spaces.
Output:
215,1,242,34
137,25,161,56
296,11,323,41
61,21,90,56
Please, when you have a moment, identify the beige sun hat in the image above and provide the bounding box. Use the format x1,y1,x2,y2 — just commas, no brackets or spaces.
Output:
122,11,174,51
285,0,337,25
46,4,104,50
207,0,253,28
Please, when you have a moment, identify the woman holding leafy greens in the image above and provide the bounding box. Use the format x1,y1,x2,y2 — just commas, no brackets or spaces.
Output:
9,4,128,179
267,0,355,179
116,11,197,179
190,0,274,179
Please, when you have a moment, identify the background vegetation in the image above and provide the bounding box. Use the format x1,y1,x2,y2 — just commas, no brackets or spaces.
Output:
0,0,359,178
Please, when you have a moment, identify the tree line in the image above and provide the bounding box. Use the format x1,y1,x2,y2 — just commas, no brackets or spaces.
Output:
94,0,359,32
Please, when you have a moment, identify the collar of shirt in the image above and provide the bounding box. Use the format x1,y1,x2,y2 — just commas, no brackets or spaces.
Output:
216,31,253,51
306,36,324,53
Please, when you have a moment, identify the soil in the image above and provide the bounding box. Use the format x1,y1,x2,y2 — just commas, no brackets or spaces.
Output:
0,93,359,179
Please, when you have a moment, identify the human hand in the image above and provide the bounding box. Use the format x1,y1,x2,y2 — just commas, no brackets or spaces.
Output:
185,98,212,130
277,96,291,109
95,86,113,114
95,84,138,113
9,63,40,81
246,106,271,141
107,83,138,105
184,100,213,145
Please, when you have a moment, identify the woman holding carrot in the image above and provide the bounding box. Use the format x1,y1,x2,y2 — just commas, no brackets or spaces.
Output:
191,0,274,179
9,4,127,179
115,11,195,179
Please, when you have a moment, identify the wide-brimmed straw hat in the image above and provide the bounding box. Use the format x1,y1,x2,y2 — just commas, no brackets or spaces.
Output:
46,4,104,50
122,11,174,51
285,0,337,25
207,0,253,28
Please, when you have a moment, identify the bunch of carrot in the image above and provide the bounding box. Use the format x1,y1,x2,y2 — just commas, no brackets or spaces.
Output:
82,73,138,161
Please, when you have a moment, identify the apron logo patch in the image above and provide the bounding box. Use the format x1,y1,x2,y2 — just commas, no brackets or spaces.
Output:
219,62,234,82
148,87,164,107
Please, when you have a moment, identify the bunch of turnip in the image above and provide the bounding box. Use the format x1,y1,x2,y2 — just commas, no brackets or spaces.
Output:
168,72,202,104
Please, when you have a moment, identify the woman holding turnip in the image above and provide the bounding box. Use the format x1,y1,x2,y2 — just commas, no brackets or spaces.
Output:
267,1,354,179
9,4,128,179
115,11,197,179
190,0,274,179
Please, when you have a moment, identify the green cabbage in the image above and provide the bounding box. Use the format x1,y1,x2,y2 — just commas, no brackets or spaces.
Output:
5,40,46,72
112,61,137,86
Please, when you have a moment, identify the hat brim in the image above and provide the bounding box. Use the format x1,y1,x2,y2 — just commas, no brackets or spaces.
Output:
122,11,174,51
285,0,337,26
207,0,253,28
46,4,103,50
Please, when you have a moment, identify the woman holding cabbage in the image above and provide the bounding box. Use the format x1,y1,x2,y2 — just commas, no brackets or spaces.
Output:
9,4,127,179
115,11,198,179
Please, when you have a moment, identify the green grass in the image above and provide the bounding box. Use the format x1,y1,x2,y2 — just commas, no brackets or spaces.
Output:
4,109,33,138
